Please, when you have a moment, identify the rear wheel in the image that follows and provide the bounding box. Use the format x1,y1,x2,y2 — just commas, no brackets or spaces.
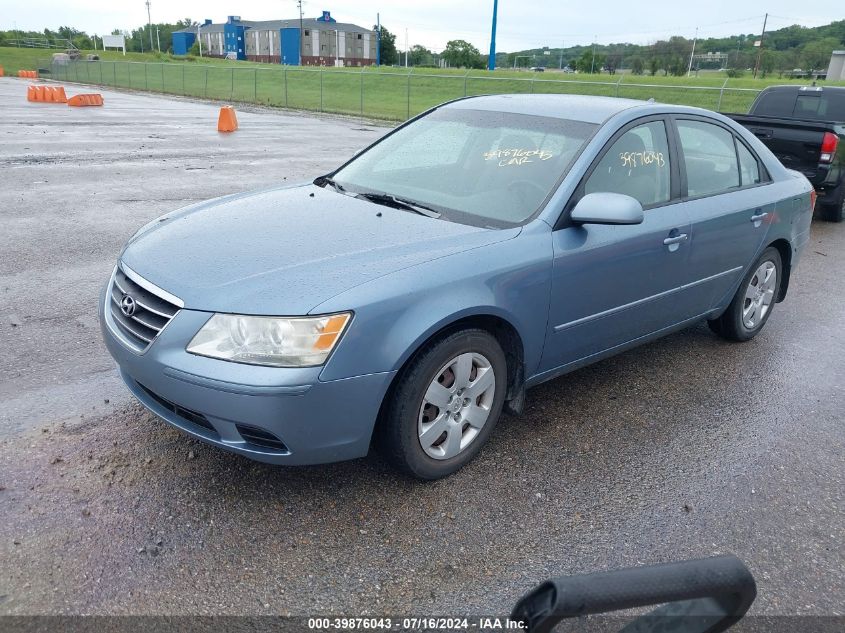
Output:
818,187,845,222
708,247,782,342
378,329,507,480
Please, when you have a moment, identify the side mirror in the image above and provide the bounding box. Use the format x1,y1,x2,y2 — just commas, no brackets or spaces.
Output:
571,192,644,226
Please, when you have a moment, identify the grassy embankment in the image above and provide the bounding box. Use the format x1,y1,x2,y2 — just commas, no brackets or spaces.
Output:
2,46,842,120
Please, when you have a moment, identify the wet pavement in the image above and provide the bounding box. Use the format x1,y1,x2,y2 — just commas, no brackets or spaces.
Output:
0,78,843,618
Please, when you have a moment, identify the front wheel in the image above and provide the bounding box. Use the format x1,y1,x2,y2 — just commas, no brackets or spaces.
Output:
377,329,507,480
708,246,782,342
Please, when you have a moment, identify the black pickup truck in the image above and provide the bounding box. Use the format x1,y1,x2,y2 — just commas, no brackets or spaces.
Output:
729,85,845,222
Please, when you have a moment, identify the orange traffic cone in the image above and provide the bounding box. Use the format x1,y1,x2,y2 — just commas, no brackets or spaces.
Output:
0,66,5,77
217,106,238,132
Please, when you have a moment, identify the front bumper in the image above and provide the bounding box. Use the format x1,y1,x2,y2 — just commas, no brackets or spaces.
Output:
100,286,396,465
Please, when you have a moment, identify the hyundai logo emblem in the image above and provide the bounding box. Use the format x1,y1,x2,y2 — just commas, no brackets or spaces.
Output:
120,294,137,317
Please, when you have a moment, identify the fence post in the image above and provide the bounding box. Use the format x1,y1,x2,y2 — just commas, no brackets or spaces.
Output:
615,74,623,97
464,70,469,96
204,66,208,99
360,67,364,116
320,67,323,112
99,62,103,85
230,67,234,100
113,62,116,86
284,66,289,107
254,68,258,102
145,62,149,90
182,64,185,95
717,78,729,111
407,69,412,120
530,74,535,94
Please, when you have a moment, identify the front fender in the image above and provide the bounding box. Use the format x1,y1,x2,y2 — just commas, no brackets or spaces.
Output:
314,224,553,382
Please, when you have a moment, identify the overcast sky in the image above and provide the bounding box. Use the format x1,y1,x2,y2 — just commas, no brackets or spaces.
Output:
3,0,839,52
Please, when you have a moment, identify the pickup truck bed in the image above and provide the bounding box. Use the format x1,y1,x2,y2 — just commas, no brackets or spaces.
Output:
727,86,845,222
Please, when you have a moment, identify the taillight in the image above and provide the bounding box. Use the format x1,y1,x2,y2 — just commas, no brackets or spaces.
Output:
820,132,838,163
810,189,817,211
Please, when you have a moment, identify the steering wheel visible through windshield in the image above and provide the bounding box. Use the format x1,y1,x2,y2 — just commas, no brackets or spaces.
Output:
330,108,597,228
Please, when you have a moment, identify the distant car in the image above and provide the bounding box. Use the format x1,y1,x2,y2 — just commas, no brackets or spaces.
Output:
51,53,70,65
101,95,813,479
530,66,545,72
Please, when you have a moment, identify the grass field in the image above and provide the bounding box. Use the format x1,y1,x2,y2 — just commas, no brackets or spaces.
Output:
3,46,844,121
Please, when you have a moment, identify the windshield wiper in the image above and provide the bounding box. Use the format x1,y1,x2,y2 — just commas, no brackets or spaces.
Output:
354,192,441,218
314,175,346,193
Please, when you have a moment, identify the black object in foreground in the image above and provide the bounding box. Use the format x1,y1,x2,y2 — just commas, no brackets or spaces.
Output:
511,555,757,633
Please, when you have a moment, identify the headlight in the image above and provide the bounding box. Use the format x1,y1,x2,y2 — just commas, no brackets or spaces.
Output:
186,312,351,367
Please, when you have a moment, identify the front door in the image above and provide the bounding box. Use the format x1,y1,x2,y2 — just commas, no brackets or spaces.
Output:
539,118,695,374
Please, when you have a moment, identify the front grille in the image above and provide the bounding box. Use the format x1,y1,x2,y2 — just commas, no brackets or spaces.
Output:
137,382,219,438
235,424,289,453
108,266,180,352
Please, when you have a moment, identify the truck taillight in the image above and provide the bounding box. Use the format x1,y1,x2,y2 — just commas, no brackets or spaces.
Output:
820,132,838,163
810,189,817,211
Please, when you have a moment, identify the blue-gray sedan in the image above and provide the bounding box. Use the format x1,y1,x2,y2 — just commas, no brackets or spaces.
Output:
100,94,814,479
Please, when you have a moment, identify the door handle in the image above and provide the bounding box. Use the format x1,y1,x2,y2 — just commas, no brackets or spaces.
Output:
663,233,689,246
750,211,769,223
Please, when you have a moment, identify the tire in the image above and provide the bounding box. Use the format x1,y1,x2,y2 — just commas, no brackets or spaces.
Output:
707,246,782,342
817,187,845,223
377,328,507,480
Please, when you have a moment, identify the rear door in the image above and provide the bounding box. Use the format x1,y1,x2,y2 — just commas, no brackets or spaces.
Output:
671,116,773,314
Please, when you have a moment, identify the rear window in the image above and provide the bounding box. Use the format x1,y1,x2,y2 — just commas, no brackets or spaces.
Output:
752,89,845,122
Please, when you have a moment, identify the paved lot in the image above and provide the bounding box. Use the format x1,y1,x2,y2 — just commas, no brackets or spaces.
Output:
0,78,843,619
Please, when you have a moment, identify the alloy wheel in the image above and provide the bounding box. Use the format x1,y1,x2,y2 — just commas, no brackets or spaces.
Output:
417,352,496,460
742,260,777,330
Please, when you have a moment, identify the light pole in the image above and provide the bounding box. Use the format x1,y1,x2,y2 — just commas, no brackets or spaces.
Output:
145,0,154,53
590,38,597,74
687,27,698,77
488,0,498,71
297,0,304,65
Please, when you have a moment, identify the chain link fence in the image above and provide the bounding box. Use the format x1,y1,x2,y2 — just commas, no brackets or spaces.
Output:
43,59,762,121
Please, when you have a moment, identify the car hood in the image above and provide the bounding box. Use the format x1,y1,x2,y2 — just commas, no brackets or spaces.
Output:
120,184,519,315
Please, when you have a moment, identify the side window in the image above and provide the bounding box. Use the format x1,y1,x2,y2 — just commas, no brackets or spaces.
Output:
736,141,761,186
677,120,739,197
584,121,671,208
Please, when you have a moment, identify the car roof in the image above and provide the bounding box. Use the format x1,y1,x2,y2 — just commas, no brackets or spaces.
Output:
443,94,651,124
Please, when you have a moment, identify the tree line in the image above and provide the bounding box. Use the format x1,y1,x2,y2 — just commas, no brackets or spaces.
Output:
2,19,842,76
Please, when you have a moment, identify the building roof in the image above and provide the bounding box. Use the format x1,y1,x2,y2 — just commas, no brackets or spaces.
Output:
175,17,373,35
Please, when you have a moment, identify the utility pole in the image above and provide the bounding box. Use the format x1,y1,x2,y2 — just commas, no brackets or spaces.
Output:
145,0,154,53
376,13,381,66
156,26,160,52
297,0,304,65
590,37,597,74
405,28,408,67
197,22,203,57
559,40,564,69
687,27,698,77
753,13,768,79
487,0,498,71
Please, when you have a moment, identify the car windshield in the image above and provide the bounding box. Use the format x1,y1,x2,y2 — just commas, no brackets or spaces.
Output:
330,108,597,227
